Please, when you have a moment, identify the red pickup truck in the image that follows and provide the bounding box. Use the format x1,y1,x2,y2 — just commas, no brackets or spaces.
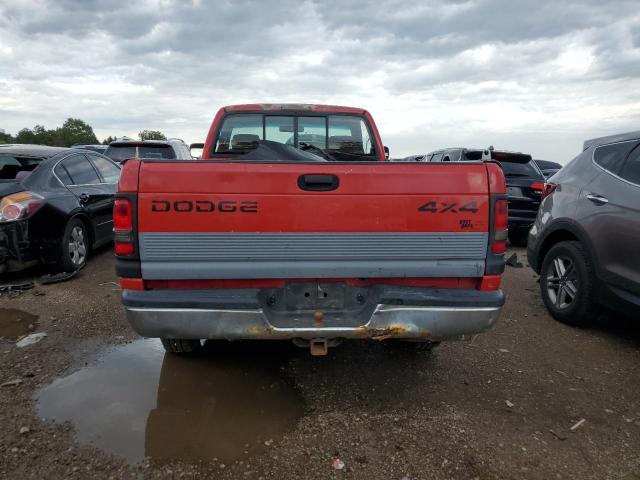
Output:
115,104,507,355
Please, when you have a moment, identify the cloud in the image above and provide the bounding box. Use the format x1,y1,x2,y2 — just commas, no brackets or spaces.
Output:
0,0,639,161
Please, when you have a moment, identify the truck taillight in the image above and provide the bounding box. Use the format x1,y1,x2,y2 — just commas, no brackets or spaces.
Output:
113,198,134,256
542,182,557,199
492,199,508,254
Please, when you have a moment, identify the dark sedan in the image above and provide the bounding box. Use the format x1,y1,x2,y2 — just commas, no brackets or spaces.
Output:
0,144,120,273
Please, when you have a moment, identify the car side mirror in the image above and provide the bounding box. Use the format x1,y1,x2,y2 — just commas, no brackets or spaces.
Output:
384,146,390,160
190,143,204,159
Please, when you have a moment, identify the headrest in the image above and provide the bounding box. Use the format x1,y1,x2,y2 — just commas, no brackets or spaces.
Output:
15,170,31,181
328,136,363,153
231,134,260,151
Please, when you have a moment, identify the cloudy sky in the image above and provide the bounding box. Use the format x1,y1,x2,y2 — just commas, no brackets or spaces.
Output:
1,0,639,161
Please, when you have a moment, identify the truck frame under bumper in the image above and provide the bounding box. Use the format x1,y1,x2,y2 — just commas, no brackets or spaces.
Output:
123,286,505,341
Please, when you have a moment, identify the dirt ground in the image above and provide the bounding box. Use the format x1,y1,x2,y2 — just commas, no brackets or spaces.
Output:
1,246,639,479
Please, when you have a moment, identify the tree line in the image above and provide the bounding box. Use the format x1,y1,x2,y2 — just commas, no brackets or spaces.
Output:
0,118,167,146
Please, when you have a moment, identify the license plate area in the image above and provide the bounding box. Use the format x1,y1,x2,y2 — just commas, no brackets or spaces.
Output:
507,186,523,197
284,282,348,311
260,282,375,329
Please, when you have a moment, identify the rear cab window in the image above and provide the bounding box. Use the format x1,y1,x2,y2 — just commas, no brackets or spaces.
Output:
213,113,376,160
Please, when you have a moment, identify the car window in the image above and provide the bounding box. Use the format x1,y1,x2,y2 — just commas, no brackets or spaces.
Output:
59,155,101,185
215,115,263,153
593,140,637,174
88,154,120,183
619,145,640,185
328,115,372,155
499,161,544,179
431,153,443,161
54,163,73,185
0,155,44,179
105,145,176,161
298,117,327,149
442,150,462,161
265,116,295,145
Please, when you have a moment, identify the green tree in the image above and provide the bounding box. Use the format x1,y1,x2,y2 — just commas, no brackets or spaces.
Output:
15,127,37,144
0,131,15,144
139,130,167,141
102,135,117,145
54,118,99,146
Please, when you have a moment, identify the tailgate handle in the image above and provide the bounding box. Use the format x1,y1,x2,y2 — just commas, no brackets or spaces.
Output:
297,174,339,192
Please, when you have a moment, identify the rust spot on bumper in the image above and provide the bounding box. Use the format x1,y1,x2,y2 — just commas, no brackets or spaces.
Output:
245,326,273,336
368,325,407,341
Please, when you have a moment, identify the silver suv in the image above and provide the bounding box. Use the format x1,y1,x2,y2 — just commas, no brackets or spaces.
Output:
527,131,640,325
104,138,192,163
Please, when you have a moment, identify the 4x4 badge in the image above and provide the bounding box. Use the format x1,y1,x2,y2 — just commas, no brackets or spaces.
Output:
417,201,479,214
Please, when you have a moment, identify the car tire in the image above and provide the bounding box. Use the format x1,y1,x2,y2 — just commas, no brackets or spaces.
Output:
58,218,89,272
539,241,600,326
508,229,529,247
161,338,203,354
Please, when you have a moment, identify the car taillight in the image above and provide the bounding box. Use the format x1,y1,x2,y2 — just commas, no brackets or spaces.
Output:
492,199,508,254
530,182,544,194
0,192,45,223
542,182,557,199
113,198,134,256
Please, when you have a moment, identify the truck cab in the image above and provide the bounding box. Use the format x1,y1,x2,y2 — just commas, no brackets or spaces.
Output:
201,104,387,162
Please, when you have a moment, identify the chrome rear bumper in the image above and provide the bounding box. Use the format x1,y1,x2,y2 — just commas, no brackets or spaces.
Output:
125,304,502,341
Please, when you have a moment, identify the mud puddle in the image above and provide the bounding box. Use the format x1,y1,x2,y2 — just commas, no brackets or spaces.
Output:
0,308,38,339
36,339,304,465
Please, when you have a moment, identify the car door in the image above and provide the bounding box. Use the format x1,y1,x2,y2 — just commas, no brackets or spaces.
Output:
87,153,121,243
56,154,111,245
577,139,640,295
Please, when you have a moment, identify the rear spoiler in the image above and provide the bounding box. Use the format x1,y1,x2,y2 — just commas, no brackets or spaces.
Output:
464,150,531,164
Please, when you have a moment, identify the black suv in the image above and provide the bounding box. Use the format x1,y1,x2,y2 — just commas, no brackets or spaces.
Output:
527,131,640,325
424,148,545,246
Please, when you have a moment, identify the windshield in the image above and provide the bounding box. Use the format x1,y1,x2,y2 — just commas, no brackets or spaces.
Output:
213,114,375,160
105,145,176,162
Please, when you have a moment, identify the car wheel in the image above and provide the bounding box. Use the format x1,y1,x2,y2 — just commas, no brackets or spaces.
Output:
508,229,529,247
161,338,203,354
539,241,600,326
58,218,89,272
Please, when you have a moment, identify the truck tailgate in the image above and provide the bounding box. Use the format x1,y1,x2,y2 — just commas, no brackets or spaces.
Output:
136,161,490,280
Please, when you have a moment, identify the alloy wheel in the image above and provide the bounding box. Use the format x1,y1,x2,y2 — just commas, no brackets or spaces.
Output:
68,225,87,267
546,255,578,310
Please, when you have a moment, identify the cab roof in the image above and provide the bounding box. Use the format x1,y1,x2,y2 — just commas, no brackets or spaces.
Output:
223,103,367,114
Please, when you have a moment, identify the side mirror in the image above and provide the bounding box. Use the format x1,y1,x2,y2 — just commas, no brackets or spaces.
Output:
384,146,390,160
190,142,204,159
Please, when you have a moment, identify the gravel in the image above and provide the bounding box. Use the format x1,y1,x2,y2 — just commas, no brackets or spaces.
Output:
1,246,639,479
